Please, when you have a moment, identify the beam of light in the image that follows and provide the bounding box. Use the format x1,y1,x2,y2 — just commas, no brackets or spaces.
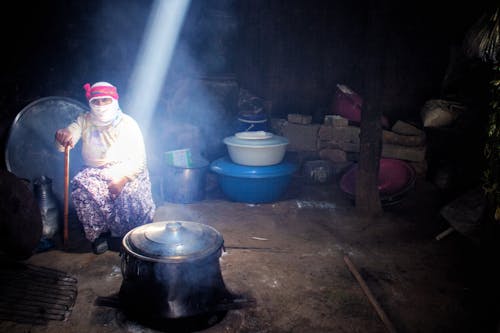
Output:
124,0,191,132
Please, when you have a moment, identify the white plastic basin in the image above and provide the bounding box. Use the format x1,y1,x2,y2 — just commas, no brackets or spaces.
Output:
223,132,289,166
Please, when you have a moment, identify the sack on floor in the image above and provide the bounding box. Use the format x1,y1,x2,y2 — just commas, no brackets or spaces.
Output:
420,99,466,128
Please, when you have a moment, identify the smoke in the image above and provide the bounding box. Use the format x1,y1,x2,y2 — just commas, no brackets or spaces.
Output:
124,0,191,133
132,0,241,180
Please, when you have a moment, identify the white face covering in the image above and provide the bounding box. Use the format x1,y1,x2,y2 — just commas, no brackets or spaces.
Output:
89,98,121,126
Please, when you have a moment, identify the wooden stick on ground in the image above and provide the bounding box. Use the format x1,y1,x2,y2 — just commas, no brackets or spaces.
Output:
63,145,70,249
435,226,454,241
344,255,398,333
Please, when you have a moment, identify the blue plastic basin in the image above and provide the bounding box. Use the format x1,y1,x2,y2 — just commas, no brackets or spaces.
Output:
210,157,297,203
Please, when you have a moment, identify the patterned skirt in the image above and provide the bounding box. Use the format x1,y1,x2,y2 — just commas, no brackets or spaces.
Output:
71,167,156,242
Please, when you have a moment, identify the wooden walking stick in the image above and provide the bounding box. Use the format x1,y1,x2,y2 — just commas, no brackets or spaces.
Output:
63,145,70,249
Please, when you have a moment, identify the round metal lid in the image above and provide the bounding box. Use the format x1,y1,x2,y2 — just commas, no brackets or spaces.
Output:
4,96,87,208
122,221,224,263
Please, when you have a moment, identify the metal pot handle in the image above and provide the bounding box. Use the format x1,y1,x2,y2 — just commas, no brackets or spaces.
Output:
120,252,128,279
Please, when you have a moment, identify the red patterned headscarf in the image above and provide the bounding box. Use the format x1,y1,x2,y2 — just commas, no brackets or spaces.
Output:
83,82,119,101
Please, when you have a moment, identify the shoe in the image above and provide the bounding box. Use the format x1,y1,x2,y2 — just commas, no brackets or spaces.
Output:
92,235,109,255
35,237,55,253
107,236,123,252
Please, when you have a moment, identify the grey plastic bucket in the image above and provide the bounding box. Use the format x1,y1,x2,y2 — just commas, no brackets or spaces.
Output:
162,157,209,203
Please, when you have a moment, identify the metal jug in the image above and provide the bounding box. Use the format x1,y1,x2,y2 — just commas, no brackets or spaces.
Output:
33,176,60,239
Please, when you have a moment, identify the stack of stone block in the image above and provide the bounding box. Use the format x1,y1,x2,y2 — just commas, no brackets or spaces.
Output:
271,113,427,178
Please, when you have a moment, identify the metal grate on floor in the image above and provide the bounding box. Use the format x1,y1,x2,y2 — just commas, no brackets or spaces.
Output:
0,260,78,325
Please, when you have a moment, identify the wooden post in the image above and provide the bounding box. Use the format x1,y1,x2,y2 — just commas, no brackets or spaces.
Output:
63,146,70,249
356,0,388,216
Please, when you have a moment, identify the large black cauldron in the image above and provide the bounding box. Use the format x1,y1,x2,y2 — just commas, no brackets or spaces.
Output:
119,221,233,323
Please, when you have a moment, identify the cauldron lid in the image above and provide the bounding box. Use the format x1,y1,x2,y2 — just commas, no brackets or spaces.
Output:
122,221,224,263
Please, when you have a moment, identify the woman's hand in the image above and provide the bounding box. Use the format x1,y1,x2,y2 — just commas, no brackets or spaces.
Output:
55,128,74,148
108,177,128,199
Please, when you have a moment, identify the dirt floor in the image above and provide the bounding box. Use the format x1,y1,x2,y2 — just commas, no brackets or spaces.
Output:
0,174,498,333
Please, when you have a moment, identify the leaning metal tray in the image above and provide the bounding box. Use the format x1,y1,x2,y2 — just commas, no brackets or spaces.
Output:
5,96,87,208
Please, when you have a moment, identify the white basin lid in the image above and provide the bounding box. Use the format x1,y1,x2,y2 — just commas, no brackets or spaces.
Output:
224,133,288,147
235,131,273,140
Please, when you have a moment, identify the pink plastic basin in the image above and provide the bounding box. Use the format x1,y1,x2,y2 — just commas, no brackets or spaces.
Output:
340,158,416,204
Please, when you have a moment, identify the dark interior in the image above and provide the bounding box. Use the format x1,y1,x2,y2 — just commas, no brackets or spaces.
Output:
0,1,498,332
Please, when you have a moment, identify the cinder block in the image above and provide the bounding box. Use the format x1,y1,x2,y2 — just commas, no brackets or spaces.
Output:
287,113,313,125
382,144,426,162
339,142,360,152
391,120,425,136
319,148,347,163
318,125,335,140
382,130,426,147
270,118,287,135
335,126,360,143
282,122,320,152
318,125,359,143
316,139,342,150
324,115,349,127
